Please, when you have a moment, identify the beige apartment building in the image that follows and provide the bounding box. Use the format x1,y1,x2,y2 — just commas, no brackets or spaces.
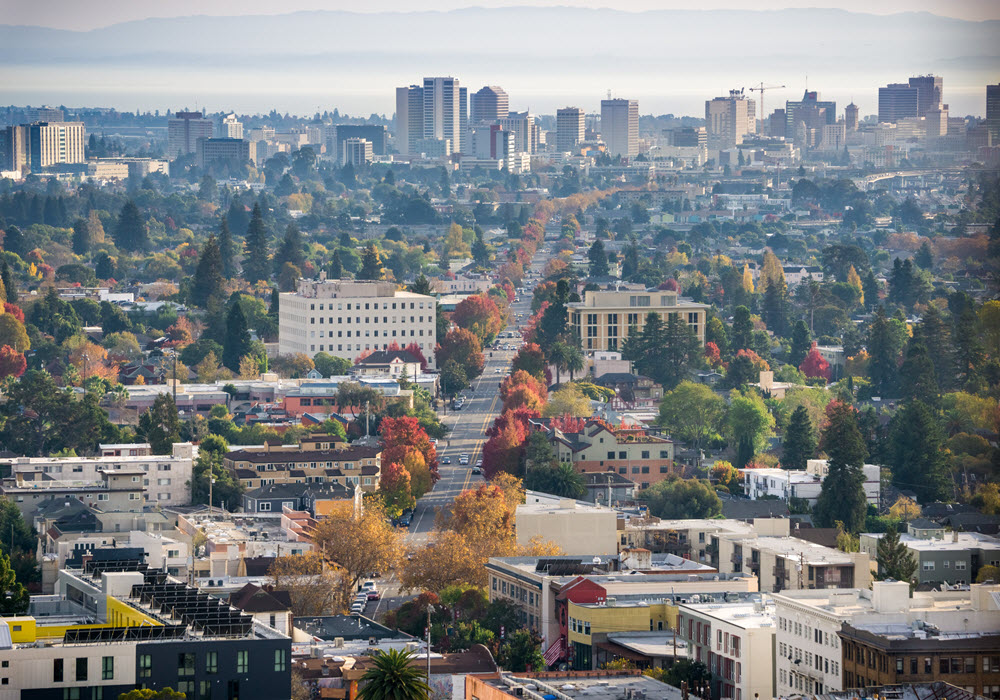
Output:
278,279,437,365
568,289,708,353
223,435,381,492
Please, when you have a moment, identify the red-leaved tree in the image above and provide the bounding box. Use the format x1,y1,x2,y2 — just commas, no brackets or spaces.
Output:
0,345,26,379
799,342,831,381
3,304,25,323
510,343,547,383
482,407,540,480
451,294,504,344
403,343,429,372
379,416,439,479
435,328,484,379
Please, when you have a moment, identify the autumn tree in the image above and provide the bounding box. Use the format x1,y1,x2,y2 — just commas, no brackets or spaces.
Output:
312,501,404,600
500,370,547,407
510,342,547,382
436,327,485,379
358,243,385,280
799,343,831,381
268,552,346,616
482,408,537,479
452,293,505,344
379,461,415,517
0,345,26,379
542,383,591,418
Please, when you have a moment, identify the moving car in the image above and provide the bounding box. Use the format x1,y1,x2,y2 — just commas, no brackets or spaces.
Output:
441,456,452,465
459,454,470,465
366,590,381,601
397,513,412,527
472,466,482,475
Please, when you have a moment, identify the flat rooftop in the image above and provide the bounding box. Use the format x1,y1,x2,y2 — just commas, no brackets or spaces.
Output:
866,531,1000,552
682,599,776,629
727,535,861,565
495,672,683,700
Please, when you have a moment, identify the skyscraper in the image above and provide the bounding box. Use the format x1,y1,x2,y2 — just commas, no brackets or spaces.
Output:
395,85,424,155
422,77,463,154
908,75,944,117
167,111,214,158
878,84,920,123
784,91,836,136
845,102,859,131
221,114,243,139
29,121,85,167
556,107,585,153
600,98,639,158
497,112,538,154
705,90,755,148
988,84,1000,144
470,86,509,124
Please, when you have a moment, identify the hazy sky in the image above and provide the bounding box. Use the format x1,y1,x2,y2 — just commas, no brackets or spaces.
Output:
7,0,1000,30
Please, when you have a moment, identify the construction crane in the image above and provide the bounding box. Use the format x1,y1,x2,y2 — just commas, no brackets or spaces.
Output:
748,82,786,133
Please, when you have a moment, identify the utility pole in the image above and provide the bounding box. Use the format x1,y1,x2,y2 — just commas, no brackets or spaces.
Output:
426,604,434,685
172,351,177,405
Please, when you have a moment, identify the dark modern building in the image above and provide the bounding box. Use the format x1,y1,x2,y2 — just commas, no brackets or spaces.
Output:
987,83,1000,144
785,90,837,135
331,124,388,156
878,83,920,123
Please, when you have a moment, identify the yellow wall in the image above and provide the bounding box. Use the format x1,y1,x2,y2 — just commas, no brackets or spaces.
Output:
567,601,679,647
5,597,161,643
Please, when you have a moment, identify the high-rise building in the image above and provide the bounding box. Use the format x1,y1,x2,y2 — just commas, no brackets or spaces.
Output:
669,126,708,148
221,113,243,139
556,107,585,153
28,121,86,167
705,90,755,148
986,84,1000,143
331,124,388,157
394,85,424,155
908,75,944,116
196,138,253,169
785,90,836,136
844,102,859,130
422,77,463,154
167,111,214,158
1,125,29,172
497,111,539,154
341,137,373,167
768,109,786,138
600,98,639,158
878,83,920,123
470,86,509,124
27,106,65,123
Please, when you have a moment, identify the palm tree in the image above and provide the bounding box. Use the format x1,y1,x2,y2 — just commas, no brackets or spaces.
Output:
358,648,430,700
564,344,585,382
548,342,569,386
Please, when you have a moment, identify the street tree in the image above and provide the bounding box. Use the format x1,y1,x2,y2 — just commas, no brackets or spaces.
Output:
657,381,726,468
640,477,722,519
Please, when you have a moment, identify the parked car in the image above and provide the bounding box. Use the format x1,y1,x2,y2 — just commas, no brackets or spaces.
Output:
398,514,412,527
366,590,381,601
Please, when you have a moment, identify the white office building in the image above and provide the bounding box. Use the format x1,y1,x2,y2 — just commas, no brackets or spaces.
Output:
423,76,465,154
341,138,373,167
221,113,244,139
600,99,639,158
278,279,437,365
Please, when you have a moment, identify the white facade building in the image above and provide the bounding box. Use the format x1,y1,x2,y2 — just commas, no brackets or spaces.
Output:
741,460,881,508
278,279,437,365
341,137,373,167
600,99,639,158
222,113,244,139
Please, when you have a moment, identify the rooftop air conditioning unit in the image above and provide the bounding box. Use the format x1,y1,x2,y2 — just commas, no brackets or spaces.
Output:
333,637,344,648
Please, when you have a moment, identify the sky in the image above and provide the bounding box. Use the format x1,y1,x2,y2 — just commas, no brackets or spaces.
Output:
6,0,1000,29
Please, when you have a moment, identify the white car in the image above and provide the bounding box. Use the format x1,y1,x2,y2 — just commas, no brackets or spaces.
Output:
459,454,470,465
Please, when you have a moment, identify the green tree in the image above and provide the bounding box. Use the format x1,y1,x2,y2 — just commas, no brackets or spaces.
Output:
408,274,432,296
876,526,917,585
313,352,351,377
1,260,17,303
274,223,305,273
887,400,950,503
813,402,867,533
731,305,754,351
440,359,469,399
223,300,252,372
472,227,490,268
218,217,237,278
113,199,148,251
117,689,187,700
359,243,385,281
525,462,586,499
191,435,243,509
357,648,430,700
328,249,344,279
725,390,775,468
71,217,94,255
622,311,699,390
138,394,182,455
866,306,901,397
782,405,816,470
914,305,953,392
497,629,545,672
641,476,722,519
898,341,939,407
588,239,610,278
789,320,811,368
862,270,879,311
0,496,38,590
192,234,226,308
663,659,711,689
657,381,725,468
242,202,271,284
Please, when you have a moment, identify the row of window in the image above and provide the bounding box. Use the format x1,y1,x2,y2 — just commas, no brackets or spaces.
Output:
778,642,839,677
922,559,966,571
604,450,671,460
308,340,427,352
309,315,428,325
52,657,114,682
778,617,840,649
568,617,591,636
491,576,538,608
310,327,428,338
245,461,362,470
308,301,426,311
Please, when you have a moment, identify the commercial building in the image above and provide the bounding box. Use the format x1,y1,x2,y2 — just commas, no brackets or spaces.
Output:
29,121,86,167
196,137,253,170
514,497,619,555
878,84,921,123
27,106,65,122
669,126,708,148
860,520,1000,587
496,111,539,154
773,581,1000,697
394,85,424,155
470,85,509,124
908,75,944,117
423,76,465,154
167,111,214,157
784,90,837,140
987,83,1000,144
741,459,881,508
277,279,437,363
845,102,860,130
621,517,758,562
222,435,381,492
600,98,639,158
466,671,683,700
679,597,776,700
706,90,756,148
330,124,388,156
221,113,243,139
712,531,872,593
1,125,29,172
341,137,373,167
568,288,708,353
0,553,291,699
556,107,586,153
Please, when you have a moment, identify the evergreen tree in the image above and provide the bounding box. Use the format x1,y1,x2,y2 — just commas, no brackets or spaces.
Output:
813,402,867,533
2,225,26,258
358,243,384,280
898,340,939,407
1,260,16,303
731,305,754,351
867,306,898,398
887,400,950,503
862,270,879,311
408,274,431,296
789,320,811,367
95,252,116,281
137,394,182,455
782,405,816,470
763,282,787,335
622,311,700,391
274,223,305,273
471,227,490,268
914,305,953,391
217,217,237,278
588,239,610,278
329,249,344,279
222,300,252,371
0,549,28,615
114,199,148,251
914,241,933,270
242,202,271,284
876,526,917,585
72,217,94,255
952,306,983,389
192,234,226,308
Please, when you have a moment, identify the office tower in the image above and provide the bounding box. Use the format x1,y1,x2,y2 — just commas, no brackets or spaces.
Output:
27,106,65,122
925,105,949,137
459,86,468,152
845,102,859,130
28,121,85,167
768,109,786,138
197,138,253,169
0,125,28,172
497,112,539,154
342,138,373,167
422,77,463,154
705,90,755,149
221,113,243,139
669,126,707,148
878,84,920,123
470,86,508,124
332,125,388,156
167,111,214,158
470,124,513,161
908,75,944,116
600,98,639,158
556,107,585,153
784,91,836,135
986,84,1000,143
395,85,424,155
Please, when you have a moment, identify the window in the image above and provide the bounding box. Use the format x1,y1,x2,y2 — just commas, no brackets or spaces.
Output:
206,651,218,674
139,654,151,678
641,450,650,459
54,658,64,682
75,657,87,681
228,681,241,700
179,652,195,676
922,561,935,571
236,650,248,674
956,560,967,570
102,656,113,680
177,681,195,695
275,649,287,672
200,681,213,700
63,690,80,700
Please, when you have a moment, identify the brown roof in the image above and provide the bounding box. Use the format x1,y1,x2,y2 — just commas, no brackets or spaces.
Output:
229,583,292,613
225,446,380,465
236,469,257,480
361,465,380,476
